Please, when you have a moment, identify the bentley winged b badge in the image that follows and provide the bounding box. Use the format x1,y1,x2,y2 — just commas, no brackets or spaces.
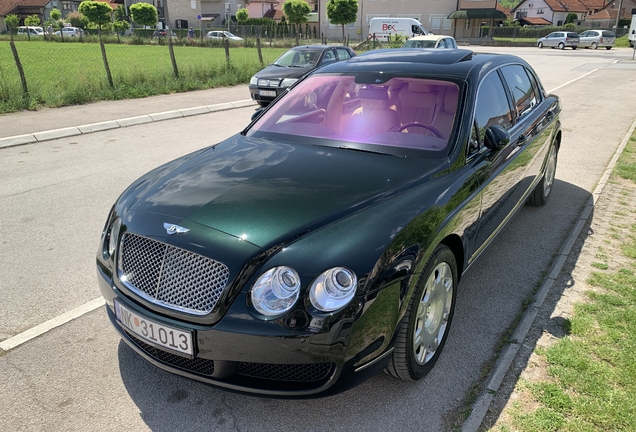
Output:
163,223,190,235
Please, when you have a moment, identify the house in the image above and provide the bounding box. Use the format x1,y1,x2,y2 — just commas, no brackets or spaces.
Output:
512,0,590,26
1,0,51,33
447,0,508,38
586,5,635,28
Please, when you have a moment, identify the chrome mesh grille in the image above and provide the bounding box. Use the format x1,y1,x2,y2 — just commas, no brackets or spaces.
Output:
119,233,230,315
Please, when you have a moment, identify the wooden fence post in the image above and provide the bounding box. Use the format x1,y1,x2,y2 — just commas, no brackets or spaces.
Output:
224,38,230,64
167,29,180,78
256,37,263,65
9,41,29,97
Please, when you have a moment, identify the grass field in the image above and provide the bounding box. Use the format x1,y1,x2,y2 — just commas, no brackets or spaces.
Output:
0,41,287,113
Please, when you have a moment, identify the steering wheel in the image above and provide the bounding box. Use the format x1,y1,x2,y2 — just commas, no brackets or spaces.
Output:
398,122,443,139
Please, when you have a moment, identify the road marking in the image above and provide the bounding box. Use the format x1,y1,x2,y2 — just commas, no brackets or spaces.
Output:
0,70,604,354
548,69,599,93
0,298,105,352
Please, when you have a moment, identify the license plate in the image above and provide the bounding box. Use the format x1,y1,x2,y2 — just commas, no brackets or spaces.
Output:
259,90,277,97
115,300,193,356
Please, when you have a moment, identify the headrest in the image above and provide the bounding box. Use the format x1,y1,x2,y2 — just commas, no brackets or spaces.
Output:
358,86,389,100
443,86,459,113
408,82,432,93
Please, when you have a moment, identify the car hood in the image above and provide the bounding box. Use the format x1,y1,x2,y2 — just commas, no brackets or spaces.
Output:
117,135,446,250
255,64,313,81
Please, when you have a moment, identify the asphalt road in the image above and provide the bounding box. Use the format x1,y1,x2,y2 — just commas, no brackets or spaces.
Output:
1,47,636,431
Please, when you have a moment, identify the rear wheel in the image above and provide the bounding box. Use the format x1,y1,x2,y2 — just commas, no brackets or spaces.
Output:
591,42,598,50
538,41,543,48
572,46,577,50
558,42,565,50
528,144,558,206
606,46,612,50
386,245,457,381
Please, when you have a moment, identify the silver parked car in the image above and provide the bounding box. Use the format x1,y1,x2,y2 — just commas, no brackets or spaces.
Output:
54,27,86,38
537,32,579,50
578,30,615,50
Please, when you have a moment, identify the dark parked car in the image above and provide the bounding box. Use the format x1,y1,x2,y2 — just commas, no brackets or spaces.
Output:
249,45,356,107
97,49,561,397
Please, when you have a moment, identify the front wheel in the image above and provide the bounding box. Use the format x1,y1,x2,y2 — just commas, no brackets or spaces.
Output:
386,245,457,381
606,46,612,50
591,42,598,50
538,41,543,48
572,46,577,50
559,42,565,50
528,144,558,206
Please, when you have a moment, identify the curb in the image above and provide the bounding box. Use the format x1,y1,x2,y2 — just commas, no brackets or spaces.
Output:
0,99,257,150
462,116,636,432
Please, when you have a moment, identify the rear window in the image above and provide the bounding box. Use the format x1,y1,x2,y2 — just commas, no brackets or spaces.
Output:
567,33,579,38
602,31,616,37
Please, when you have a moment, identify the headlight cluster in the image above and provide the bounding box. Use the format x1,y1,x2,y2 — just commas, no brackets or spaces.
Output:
251,266,357,318
250,76,258,86
104,217,122,259
281,78,298,87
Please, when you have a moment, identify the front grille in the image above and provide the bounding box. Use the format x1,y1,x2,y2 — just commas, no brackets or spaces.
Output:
127,332,215,376
258,78,280,87
238,362,334,382
118,233,230,315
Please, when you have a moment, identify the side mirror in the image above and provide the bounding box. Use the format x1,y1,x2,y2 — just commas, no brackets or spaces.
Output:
484,125,510,150
251,107,264,122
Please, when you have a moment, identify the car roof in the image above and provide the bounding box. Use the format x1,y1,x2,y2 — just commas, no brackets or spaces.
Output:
407,35,450,42
318,49,526,82
289,45,349,51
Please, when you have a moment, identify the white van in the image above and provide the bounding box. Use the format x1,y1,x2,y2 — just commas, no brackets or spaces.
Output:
17,26,44,37
629,15,636,47
368,18,428,42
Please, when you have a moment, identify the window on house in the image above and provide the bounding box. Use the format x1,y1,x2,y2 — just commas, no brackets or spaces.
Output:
537,8,544,14
557,20,563,26
62,1,72,10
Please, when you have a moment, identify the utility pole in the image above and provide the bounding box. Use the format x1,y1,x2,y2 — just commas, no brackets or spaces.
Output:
613,0,624,34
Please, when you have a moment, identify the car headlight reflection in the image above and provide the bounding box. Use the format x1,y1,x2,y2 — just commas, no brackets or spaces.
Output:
281,78,298,87
310,267,357,312
107,217,122,259
251,267,301,317
250,76,258,85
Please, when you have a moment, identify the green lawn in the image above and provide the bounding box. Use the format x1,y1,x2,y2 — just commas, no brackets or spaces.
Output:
0,41,287,113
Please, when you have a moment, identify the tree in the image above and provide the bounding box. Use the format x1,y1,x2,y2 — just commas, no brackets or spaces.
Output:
565,12,577,25
129,2,158,28
67,12,89,29
282,0,310,44
326,0,357,41
78,1,114,87
236,8,249,24
24,14,41,27
113,20,130,36
114,4,127,22
4,14,20,38
50,8,62,22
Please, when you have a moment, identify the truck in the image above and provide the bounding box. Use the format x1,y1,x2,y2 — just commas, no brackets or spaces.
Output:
629,14,636,47
368,17,428,42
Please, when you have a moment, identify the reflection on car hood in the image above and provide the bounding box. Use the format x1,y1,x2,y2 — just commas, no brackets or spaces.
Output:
255,65,313,81
117,135,445,249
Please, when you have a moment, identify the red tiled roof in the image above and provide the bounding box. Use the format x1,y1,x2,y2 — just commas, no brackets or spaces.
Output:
587,8,631,20
578,0,607,11
0,0,51,16
496,3,512,17
520,16,554,25
543,0,589,13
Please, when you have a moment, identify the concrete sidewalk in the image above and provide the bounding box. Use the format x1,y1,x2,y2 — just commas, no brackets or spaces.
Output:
0,85,257,147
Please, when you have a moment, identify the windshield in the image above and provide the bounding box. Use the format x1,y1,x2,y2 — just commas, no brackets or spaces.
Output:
224,32,238,38
247,74,459,152
274,50,322,67
403,40,437,48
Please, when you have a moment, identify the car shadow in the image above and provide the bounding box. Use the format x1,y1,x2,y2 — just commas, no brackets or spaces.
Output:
117,178,592,432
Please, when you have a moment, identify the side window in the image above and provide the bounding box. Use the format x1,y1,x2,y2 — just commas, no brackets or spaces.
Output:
320,50,336,66
501,65,537,120
336,48,351,60
473,72,513,151
438,39,446,48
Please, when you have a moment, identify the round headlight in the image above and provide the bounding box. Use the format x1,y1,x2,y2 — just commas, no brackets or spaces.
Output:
251,267,301,317
309,267,357,312
250,76,258,85
280,78,298,88
107,217,122,258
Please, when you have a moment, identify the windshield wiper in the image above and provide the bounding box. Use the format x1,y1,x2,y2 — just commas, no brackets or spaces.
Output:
338,145,395,156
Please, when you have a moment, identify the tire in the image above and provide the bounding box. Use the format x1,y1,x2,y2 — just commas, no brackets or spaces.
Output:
386,244,457,381
606,46,612,50
591,42,598,50
558,42,565,50
572,46,577,50
528,144,558,206
538,41,543,48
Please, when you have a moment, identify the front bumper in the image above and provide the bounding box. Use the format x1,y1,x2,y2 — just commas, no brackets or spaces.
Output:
98,265,393,397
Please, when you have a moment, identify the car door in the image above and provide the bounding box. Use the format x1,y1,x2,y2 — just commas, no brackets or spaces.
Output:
579,31,590,47
469,65,553,261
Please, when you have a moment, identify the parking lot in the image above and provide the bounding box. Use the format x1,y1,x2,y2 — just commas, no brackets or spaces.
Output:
1,46,636,431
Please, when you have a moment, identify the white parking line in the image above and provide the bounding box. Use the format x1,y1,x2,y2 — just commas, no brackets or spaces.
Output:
0,69,602,354
0,298,104,352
